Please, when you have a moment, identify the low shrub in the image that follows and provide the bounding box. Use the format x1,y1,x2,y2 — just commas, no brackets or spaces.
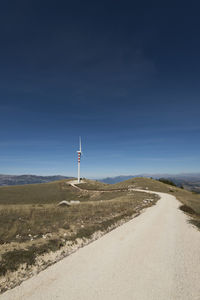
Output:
179,204,196,215
158,178,177,187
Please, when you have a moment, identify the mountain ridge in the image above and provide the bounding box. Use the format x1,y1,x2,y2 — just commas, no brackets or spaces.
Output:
0,174,73,186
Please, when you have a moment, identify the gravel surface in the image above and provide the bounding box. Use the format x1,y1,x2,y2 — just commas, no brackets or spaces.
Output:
1,191,200,300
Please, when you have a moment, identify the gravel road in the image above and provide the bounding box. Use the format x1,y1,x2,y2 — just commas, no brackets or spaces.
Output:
1,191,200,300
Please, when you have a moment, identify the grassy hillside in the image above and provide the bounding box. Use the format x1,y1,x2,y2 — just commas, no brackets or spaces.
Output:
0,176,199,214
79,177,200,215
79,177,176,192
0,179,154,204
110,177,200,228
0,180,86,204
114,178,200,215
0,178,159,287
0,176,200,291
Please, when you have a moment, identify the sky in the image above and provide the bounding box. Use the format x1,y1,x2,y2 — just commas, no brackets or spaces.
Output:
0,1,200,178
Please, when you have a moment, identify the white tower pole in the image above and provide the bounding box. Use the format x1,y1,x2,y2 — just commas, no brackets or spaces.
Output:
77,137,81,183
78,160,80,183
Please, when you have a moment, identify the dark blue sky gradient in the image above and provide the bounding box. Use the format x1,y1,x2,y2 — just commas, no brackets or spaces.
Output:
0,1,200,177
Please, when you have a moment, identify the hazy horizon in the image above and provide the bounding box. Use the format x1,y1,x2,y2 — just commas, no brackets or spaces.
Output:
1,172,200,180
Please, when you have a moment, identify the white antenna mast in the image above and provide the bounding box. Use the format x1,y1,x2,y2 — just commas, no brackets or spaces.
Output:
79,136,81,153
77,137,82,183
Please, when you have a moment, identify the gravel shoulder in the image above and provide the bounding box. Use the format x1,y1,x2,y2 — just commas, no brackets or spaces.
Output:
1,191,200,300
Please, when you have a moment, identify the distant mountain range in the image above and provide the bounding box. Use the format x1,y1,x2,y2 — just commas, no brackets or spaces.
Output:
0,175,72,186
99,173,200,193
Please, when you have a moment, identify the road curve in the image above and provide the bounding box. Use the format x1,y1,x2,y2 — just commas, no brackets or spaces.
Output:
1,191,200,300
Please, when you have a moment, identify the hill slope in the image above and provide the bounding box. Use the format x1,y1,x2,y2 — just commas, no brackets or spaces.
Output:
0,180,81,204
99,174,200,193
78,177,200,215
2,191,200,300
0,177,200,293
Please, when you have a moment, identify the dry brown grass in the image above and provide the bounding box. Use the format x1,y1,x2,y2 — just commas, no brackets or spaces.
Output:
0,180,90,205
0,191,156,243
0,187,158,277
176,190,200,230
79,178,200,231
79,177,176,192
2,175,199,282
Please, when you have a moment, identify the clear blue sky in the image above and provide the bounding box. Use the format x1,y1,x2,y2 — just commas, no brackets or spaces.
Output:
0,1,200,177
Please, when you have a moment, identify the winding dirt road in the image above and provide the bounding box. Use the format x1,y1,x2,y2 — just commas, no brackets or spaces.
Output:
1,191,200,300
